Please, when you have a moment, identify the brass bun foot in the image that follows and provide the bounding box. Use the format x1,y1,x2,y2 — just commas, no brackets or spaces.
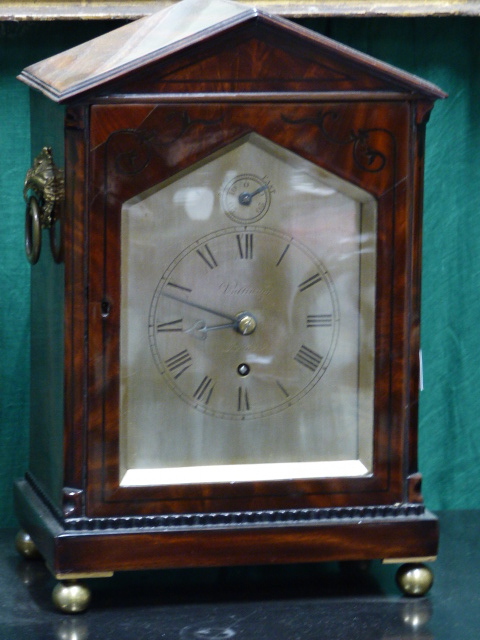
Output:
396,563,434,597
52,581,92,614
15,530,41,560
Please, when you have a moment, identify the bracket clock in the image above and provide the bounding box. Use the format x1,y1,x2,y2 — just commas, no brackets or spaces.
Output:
15,0,446,612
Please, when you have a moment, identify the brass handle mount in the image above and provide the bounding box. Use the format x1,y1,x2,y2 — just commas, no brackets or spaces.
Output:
23,147,65,264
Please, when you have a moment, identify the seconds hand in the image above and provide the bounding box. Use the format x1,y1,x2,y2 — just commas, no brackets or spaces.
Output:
238,183,268,206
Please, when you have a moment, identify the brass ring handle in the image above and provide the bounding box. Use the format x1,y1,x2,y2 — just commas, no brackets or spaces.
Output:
25,195,42,265
23,147,65,264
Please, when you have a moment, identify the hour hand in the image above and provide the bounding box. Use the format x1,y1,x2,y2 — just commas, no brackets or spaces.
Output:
185,319,235,340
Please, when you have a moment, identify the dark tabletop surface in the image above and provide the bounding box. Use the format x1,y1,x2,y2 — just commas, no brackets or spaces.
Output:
1,510,478,639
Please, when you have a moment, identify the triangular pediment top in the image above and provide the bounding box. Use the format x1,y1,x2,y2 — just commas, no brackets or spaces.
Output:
116,33,360,96
18,0,446,103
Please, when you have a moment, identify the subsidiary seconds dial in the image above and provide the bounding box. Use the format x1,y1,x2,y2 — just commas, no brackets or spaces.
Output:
222,174,272,224
149,226,339,420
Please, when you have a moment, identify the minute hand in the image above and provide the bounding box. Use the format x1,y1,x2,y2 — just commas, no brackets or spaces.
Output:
160,290,236,323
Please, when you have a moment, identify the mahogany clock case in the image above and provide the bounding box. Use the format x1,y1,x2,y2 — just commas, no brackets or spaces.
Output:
15,1,445,578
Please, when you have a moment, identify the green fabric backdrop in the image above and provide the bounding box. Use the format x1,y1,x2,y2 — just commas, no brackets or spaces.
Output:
1,17,479,526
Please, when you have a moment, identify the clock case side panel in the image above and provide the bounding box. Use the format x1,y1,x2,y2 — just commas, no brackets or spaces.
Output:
62,106,91,514
403,101,435,503
15,101,91,537
85,100,424,518
23,91,66,511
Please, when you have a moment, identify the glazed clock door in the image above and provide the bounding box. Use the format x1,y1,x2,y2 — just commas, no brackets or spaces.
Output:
87,102,407,517
120,132,376,487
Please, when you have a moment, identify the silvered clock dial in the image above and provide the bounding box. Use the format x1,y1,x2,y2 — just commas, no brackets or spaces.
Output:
148,225,339,420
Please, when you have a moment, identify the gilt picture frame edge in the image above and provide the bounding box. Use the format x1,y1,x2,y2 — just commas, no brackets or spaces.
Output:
2,0,480,21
